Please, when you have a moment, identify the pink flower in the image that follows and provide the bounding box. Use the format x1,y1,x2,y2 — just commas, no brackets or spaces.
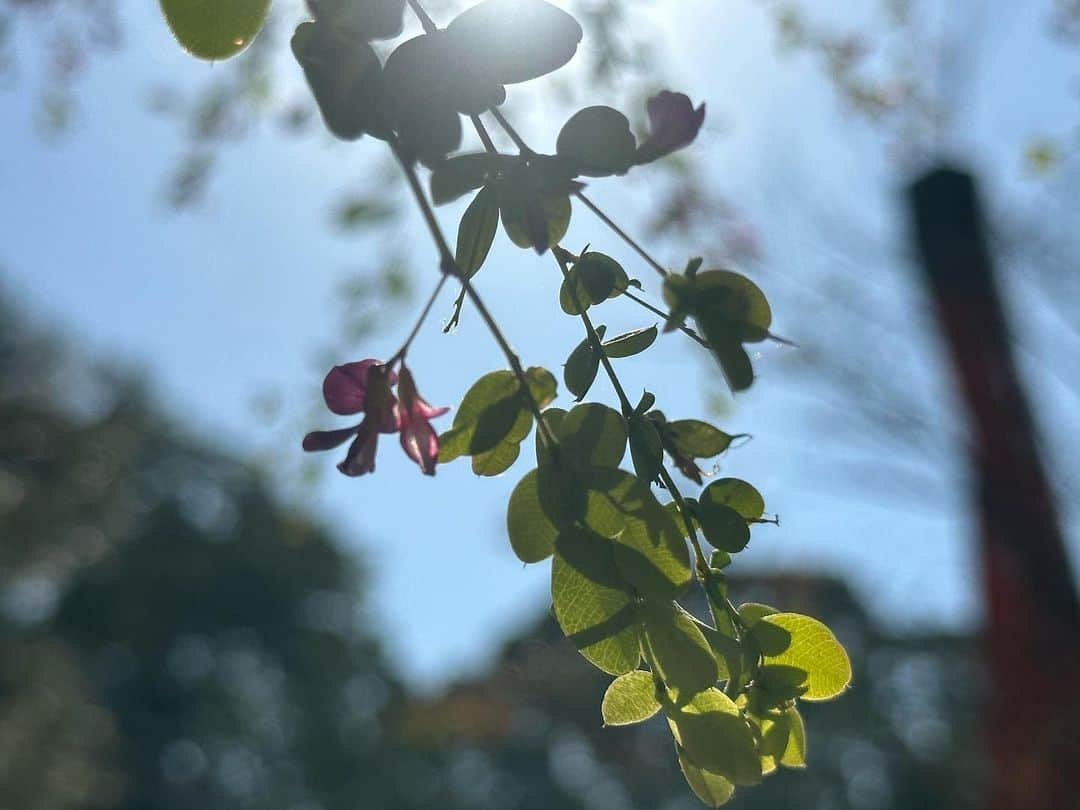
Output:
636,91,706,165
396,364,450,476
302,360,400,477
302,359,449,477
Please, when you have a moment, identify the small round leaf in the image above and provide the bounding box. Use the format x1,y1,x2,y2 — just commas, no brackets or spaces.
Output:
601,671,661,726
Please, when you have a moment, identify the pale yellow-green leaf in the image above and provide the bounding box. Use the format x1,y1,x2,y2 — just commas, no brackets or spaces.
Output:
640,600,718,701
666,688,761,786
677,745,735,808
601,670,661,726
551,527,640,675
754,613,852,701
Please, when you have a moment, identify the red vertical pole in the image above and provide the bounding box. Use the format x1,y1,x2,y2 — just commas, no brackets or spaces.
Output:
909,167,1080,809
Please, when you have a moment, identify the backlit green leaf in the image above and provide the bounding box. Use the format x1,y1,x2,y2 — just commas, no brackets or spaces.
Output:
780,706,807,768
640,600,718,701
752,613,852,701
162,0,269,61
700,479,765,521
455,186,499,277
507,467,568,563
603,325,658,358
551,527,640,675
695,502,750,553
557,106,637,177
666,688,761,786
559,403,626,468
677,745,736,808
564,327,605,401
601,670,661,726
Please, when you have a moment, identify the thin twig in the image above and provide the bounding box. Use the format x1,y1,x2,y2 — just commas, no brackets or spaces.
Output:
575,190,669,278
389,137,556,446
390,274,449,363
622,288,711,349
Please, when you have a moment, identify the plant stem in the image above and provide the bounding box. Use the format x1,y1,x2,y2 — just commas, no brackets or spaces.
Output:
389,137,556,446
471,114,497,153
391,273,449,363
405,0,437,33
574,190,669,278
552,248,634,415
555,247,711,579
622,288,711,349
489,107,535,156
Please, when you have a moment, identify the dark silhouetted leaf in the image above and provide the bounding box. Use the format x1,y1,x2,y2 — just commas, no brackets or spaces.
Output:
455,187,499,277
432,153,516,205
603,325,658,358
557,106,637,177
559,252,629,314
628,414,663,482
701,479,764,521
564,327,605,401
162,0,270,61
306,0,406,39
292,22,387,141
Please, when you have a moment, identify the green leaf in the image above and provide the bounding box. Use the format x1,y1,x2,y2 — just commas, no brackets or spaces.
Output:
751,613,852,701
471,438,521,477
603,325,658,359
506,467,570,563
432,153,515,205
535,407,567,467
701,478,765,521
666,688,761,786
628,414,663,482
780,706,807,768
559,402,626,468
695,479,764,553
559,252,629,314
694,502,749,553
693,271,772,343
161,0,269,60
445,0,583,85
551,527,640,675
677,745,736,808
757,710,790,775
291,23,387,141
556,106,637,177
585,468,691,599
737,602,778,627
523,366,558,409
667,420,737,458
640,601,718,701
308,0,406,40
438,370,524,461
500,192,571,254
601,670,661,726
564,326,605,401
455,187,500,277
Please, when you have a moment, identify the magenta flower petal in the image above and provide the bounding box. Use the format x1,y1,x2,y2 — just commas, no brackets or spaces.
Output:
302,426,358,452
337,420,379,477
636,91,706,164
323,359,397,415
400,415,440,476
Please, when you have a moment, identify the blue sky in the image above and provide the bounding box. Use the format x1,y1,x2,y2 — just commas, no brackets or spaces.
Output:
3,0,1077,689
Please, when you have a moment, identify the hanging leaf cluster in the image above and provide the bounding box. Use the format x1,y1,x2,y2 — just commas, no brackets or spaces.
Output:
163,0,850,806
